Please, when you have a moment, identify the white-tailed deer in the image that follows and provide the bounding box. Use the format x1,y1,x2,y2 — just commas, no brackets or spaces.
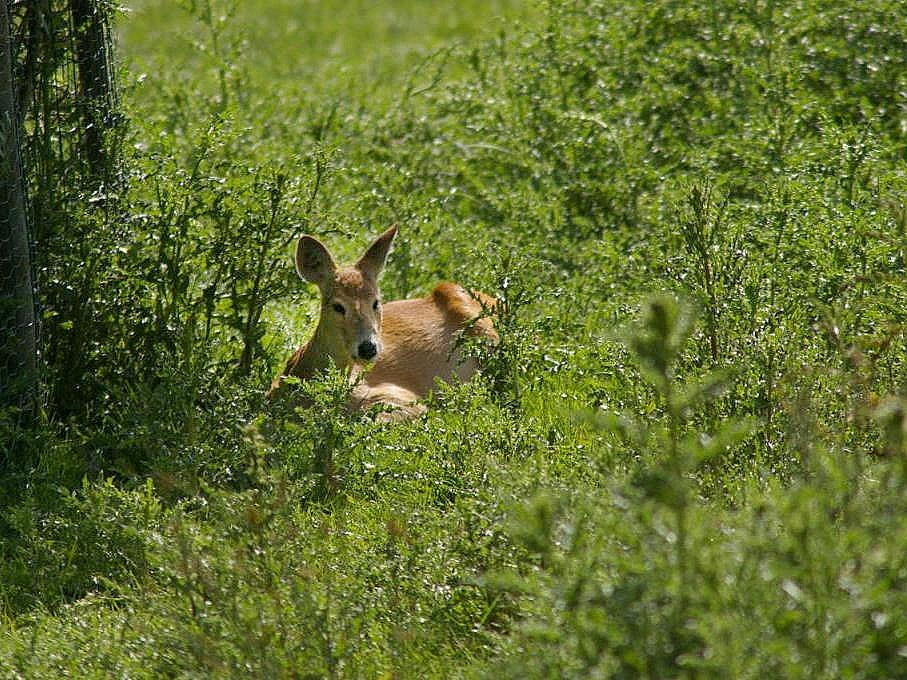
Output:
267,227,497,419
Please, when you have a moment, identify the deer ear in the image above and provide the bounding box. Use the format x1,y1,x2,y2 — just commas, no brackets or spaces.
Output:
356,226,397,281
295,235,337,287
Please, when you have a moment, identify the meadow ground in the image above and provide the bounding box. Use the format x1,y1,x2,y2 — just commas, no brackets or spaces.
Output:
3,0,907,677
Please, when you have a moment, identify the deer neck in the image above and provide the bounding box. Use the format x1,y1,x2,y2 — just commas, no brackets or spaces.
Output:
294,316,351,377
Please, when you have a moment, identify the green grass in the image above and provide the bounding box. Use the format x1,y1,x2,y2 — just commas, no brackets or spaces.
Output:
4,0,907,676
119,0,535,122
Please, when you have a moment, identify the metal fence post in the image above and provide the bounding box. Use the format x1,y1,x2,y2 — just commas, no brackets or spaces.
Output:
0,0,37,418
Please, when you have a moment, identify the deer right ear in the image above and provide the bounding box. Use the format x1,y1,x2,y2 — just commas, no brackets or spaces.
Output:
356,225,397,281
295,235,337,287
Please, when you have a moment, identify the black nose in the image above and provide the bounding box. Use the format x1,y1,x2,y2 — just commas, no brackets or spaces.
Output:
358,340,377,360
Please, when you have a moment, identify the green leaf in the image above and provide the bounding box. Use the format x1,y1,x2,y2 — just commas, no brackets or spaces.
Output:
687,417,756,470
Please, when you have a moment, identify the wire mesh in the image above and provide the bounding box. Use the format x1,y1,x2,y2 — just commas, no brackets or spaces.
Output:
1,0,36,414
1,0,117,417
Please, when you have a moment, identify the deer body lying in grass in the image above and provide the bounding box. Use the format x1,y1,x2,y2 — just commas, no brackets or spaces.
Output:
267,227,497,420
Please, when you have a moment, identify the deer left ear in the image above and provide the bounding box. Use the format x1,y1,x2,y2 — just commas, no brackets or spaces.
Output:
295,234,337,288
356,226,397,281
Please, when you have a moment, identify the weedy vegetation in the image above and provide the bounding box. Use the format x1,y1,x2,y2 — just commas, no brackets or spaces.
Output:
3,0,907,676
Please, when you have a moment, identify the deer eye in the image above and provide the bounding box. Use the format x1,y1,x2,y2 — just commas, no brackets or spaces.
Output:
372,300,380,311
332,302,346,315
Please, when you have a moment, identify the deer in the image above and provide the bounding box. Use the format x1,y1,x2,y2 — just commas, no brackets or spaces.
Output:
267,226,498,420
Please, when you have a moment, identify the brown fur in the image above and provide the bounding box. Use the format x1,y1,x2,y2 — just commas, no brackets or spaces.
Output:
352,282,497,403
267,230,497,420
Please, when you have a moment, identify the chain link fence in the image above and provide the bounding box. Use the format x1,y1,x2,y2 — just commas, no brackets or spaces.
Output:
1,0,116,420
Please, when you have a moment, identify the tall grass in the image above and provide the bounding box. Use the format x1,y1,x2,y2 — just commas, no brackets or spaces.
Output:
3,0,907,676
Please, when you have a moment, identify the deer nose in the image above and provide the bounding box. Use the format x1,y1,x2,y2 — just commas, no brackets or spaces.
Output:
357,340,377,361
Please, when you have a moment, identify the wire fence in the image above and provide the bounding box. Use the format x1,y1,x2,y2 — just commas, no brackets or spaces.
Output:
1,0,36,416
1,0,117,419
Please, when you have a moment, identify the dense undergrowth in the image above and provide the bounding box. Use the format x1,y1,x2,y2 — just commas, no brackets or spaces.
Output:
3,0,907,676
